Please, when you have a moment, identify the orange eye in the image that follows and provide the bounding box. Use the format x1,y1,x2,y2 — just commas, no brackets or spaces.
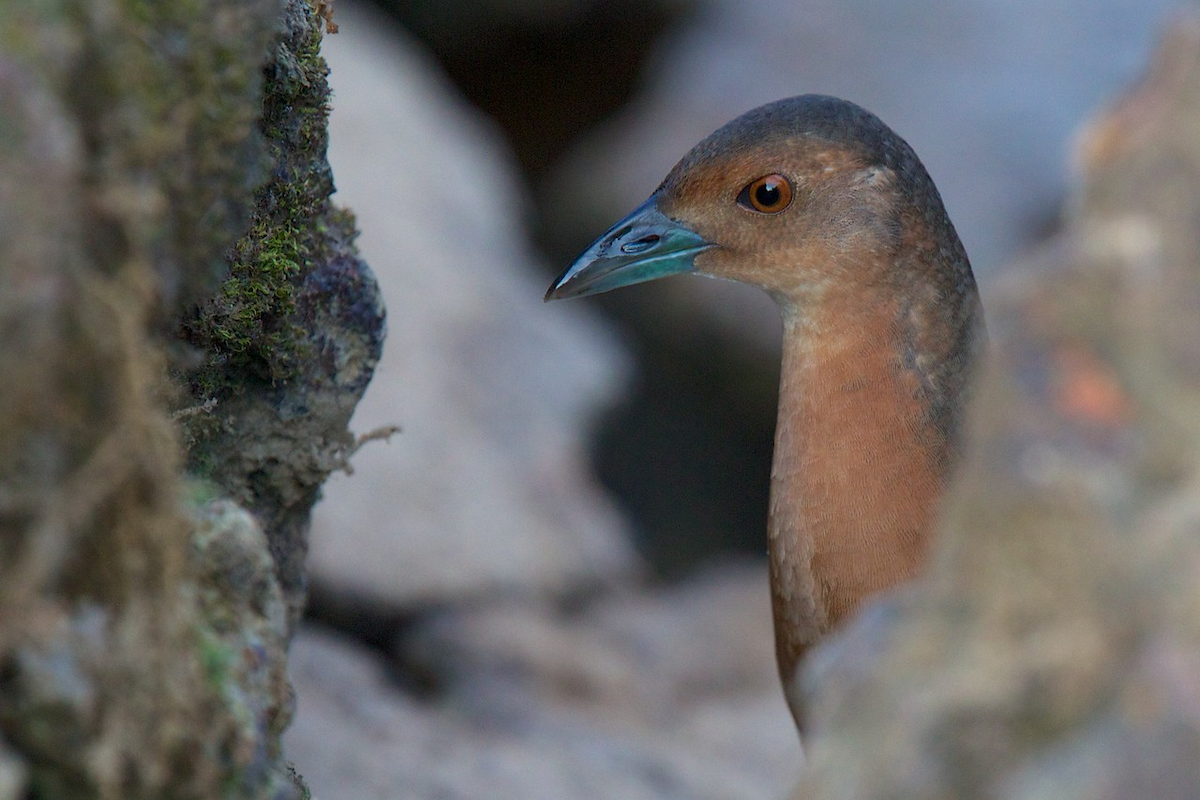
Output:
737,174,793,214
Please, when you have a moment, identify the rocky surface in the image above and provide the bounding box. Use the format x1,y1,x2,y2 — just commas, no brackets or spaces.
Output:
189,497,293,793
0,1,303,796
0,1,378,795
306,0,637,614
287,564,798,800
798,16,1200,797
178,0,385,628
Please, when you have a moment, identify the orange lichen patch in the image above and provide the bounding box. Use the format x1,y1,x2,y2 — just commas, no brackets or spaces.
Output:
1053,344,1135,427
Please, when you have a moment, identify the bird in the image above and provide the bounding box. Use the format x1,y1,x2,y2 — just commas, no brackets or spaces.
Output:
545,95,984,731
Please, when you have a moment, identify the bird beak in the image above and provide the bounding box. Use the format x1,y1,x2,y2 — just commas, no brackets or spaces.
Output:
545,196,714,301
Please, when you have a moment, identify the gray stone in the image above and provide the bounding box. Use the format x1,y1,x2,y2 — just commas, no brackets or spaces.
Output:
307,0,637,611
0,1,314,795
287,564,799,799
190,497,295,795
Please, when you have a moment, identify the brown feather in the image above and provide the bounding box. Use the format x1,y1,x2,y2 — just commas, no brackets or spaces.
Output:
655,95,984,729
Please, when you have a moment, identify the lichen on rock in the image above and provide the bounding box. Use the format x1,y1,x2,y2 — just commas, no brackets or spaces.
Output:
188,495,295,798
178,0,385,627
0,0,379,796
183,0,340,388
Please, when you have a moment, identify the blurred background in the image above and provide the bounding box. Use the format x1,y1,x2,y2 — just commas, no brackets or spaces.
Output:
286,0,1189,796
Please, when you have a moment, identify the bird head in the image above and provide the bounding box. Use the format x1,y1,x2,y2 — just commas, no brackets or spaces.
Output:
546,95,954,317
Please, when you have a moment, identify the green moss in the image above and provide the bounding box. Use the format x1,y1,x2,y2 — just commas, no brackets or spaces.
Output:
182,478,224,508
287,764,312,800
193,217,306,387
195,625,254,799
197,629,234,689
182,0,336,398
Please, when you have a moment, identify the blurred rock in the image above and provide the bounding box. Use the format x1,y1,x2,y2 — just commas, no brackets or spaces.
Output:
287,563,798,799
0,742,24,800
363,0,691,177
0,1,314,795
798,16,1200,797
372,0,616,41
406,562,781,717
189,497,293,790
308,1,637,613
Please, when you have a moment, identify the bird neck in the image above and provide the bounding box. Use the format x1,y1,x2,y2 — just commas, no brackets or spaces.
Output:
768,288,964,718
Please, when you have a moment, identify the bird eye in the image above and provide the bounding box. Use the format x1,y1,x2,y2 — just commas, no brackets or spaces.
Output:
737,174,793,214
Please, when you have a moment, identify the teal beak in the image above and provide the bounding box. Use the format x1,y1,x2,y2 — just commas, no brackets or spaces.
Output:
545,196,714,301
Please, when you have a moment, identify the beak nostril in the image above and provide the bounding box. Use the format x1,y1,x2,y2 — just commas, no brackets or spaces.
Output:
621,234,661,255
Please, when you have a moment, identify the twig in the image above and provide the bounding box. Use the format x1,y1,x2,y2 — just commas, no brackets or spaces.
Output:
337,424,401,475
